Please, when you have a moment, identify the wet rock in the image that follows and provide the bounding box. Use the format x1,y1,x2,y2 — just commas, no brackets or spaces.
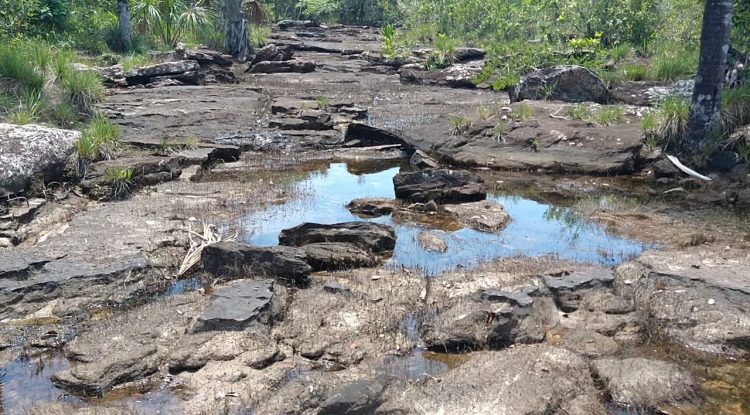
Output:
250,44,294,65
543,268,615,312
202,242,311,285
379,345,600,414
279,222,396,253
592,358,694,408
653,157,681,178
399,61,485,89
319,380,386,415
300,242,380,271
409,149,439,169
346,198,397,218
393,168,486,204
248,59,315,73
344,123,412,149
52,294,205,396
443,200,511,233
0,123,80,196
123,60,201,85
510,65,610,104
708,150,739,171
417,232,448,253
615,256,750,357
193,279,274,332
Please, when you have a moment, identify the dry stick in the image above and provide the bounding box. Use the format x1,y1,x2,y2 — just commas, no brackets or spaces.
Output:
177,221,235,276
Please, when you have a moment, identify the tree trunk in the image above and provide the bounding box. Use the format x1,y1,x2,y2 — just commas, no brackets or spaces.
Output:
683,0,734,158
115,0,133,51
222,0,251,61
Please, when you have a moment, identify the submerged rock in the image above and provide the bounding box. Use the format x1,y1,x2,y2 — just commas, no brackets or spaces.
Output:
279,222,396,253
417,231,448,253
0,123,80,196
510,65,610,103
193,279,274,332
393,168,487,204
346,198,397,218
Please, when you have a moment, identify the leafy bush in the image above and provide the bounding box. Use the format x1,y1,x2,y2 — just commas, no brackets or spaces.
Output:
133,0,211,48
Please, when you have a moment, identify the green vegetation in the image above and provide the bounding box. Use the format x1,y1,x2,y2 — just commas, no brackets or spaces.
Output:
104,166,135,198
619,63,649,81
512,104,534,121
565,104,593,122
120,54,157,71
449,116,471,135
596,106,626,126
641,96,690,150
380,23,399,61
316,96,331,111
250,24,272,48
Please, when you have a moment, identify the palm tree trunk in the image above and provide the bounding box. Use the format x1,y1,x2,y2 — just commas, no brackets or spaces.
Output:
684,0,734,158
222,0,251,61
116,0,133,51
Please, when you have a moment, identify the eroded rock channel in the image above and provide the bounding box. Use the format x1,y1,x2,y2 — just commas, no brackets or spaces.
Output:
1,24,750,415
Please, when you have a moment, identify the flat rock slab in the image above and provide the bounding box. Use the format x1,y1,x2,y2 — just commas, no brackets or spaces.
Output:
0,123,80,196
593,357,694,408
544,268,615,292
279,222,396,253
248,59,315,73
193,279,274,332
202,242,312,285
393,168,487,204
443,200,511,233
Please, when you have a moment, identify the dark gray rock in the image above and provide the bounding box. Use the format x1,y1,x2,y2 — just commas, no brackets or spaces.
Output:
409,149,439,169
251,44,294,65
393,168,486,204
277,20,318,29
708,150,739,171
399,61,484,89
581,290,634,314
561,329,619,357
178,47,233,66
653,157,681,178
319,380,385,415
123,60,201,85
300,242,380,271
344,123,412,149
248,59,315,73
279,222,396,253
592,358,694,408
0,123,80,196
193,279,274,332
202,242,311,285
510,65,610,104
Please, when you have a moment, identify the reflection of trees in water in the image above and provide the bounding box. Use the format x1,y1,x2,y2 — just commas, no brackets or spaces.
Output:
543,205,585,242
0,367,4,415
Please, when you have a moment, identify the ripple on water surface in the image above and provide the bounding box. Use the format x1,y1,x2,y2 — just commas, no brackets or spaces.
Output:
241,162,648,274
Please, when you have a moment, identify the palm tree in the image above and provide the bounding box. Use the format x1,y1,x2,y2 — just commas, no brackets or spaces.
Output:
221,0,251,60
683,0,734,159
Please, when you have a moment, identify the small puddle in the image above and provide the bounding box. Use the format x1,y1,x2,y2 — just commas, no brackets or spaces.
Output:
242,162,648,275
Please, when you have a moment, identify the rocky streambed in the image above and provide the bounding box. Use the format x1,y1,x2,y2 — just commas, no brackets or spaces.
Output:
1,23,750,415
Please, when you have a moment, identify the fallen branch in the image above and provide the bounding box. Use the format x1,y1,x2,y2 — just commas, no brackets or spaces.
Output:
666,155,713,181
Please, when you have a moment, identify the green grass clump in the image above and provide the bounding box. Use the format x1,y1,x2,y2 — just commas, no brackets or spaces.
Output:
565,104,593,122
651,52,694,82
722,83,750,133
251,25,272,48
0,44,45,94
7,89,47,124
512,104,534,121
75,115,121,162
449,116,471,135
609,43,632,62
620,63,650,81
59,69,104,114
120,54,156,71
641,96,690,150
316,96,331,111
596,106,626,126
104,166,135,198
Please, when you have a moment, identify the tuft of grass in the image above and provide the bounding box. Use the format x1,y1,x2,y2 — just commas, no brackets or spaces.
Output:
59,69,104,114
250,25,272,48
565,104,593,122
651,52,694,82
722,83,750,133
316,96,331,111
449,116,471,135
104,166,135,198
7,89,47,125
596,106,626,126
30,42,53,75
540,81,558,100
74,114,121,164
52,51,75,81
119,54,156,71
641,96,690,150
512,104,534,121
0,44,45,93
493,121,509,140
609,43,632,62
620,63,650,81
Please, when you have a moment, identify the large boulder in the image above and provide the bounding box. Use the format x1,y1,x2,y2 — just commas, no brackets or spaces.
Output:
393,168,486,204
510,65,610,104
279,222,396,253
193,279,274,332
0,123,80,196
202,242,312,285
